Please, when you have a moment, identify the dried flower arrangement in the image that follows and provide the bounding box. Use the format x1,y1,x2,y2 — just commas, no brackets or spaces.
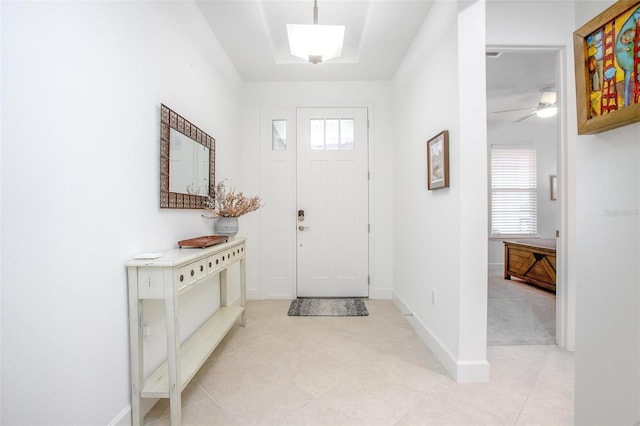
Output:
204,180,263,218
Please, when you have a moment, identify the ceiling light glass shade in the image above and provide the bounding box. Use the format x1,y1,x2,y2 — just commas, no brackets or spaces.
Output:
287,24,345,64
536,106,558,118
540,91,557,105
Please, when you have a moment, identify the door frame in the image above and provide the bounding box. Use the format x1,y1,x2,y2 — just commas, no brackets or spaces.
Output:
258,104,376,300
486,45,573,350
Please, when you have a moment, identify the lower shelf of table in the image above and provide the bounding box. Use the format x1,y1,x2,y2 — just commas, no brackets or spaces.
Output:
140,305,244,398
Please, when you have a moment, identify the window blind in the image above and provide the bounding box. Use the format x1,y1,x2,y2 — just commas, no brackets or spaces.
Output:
490,146,537,236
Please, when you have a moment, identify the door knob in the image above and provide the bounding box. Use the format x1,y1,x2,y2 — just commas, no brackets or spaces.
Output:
298,225,310,231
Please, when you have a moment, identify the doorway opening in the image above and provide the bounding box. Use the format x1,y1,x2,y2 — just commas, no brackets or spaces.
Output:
485,47,565,347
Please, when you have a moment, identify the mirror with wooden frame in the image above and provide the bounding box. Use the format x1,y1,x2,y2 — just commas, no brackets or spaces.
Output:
160,104,215,208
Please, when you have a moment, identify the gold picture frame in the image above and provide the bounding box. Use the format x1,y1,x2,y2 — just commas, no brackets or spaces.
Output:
427,130,449,190
573,0,640,135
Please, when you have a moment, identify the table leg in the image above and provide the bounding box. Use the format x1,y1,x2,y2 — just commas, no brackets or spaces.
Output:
240,257,246,327
164,269,181,425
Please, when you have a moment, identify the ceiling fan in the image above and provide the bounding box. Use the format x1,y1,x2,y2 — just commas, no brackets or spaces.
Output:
493,89,558,122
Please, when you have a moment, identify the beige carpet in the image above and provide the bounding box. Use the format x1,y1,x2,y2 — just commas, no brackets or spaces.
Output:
487,268,556,346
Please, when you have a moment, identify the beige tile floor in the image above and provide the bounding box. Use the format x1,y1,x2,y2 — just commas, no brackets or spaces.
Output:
145,299,574,425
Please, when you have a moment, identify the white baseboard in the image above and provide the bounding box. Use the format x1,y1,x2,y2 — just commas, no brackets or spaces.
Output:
371,287,393,299
247,289,261,299
248,292,296,300
263,294,296,299
110,398,158,426
108,405,131,426
392,291,490,383
456,359,491,382
248,287,392,300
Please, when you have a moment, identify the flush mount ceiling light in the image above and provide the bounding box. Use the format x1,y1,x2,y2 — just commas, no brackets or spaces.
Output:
535,91,557,118
287,0,345,64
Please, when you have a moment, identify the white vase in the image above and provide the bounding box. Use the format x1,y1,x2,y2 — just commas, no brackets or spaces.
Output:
214,217,239,237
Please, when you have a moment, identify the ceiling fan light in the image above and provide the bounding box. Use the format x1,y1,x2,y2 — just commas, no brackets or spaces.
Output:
536,106,557,118
287,24,345,64
540,91,557,105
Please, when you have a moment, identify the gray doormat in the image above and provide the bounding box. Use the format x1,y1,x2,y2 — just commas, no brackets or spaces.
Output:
287,298,369,316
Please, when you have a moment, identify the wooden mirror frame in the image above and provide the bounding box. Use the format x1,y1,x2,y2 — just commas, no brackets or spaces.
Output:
160,104,216,208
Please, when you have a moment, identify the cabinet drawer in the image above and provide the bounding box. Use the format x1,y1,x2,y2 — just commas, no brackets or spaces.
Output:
224,244,245,266
220,249,234,267
206,253,224,274
205,244,244,274
176,260,206,290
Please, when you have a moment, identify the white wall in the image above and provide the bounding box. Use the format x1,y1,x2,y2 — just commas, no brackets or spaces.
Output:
487,119,559,265
1,2,242,424
392,0,489,382
572,2,640,424
241,82,394,300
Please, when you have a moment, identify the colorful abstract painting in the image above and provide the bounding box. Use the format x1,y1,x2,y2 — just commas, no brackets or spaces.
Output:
585,4,640,118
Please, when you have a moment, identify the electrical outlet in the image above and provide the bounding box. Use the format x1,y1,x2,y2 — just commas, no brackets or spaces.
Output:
432,289,437,306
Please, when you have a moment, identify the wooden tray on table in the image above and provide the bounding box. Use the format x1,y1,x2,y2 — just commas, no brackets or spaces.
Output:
177,235,229,248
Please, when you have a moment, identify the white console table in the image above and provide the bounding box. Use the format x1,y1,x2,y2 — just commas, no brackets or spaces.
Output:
126,238,246,426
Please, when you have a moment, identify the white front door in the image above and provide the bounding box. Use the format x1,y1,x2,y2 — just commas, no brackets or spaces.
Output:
296,107,369,297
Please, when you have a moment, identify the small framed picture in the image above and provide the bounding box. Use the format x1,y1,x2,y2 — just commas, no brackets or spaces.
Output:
427,130,450,190
550,174,558,201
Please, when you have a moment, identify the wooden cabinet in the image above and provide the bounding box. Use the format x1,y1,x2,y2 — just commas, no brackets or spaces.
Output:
504,239,556,292
126,238,246,425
